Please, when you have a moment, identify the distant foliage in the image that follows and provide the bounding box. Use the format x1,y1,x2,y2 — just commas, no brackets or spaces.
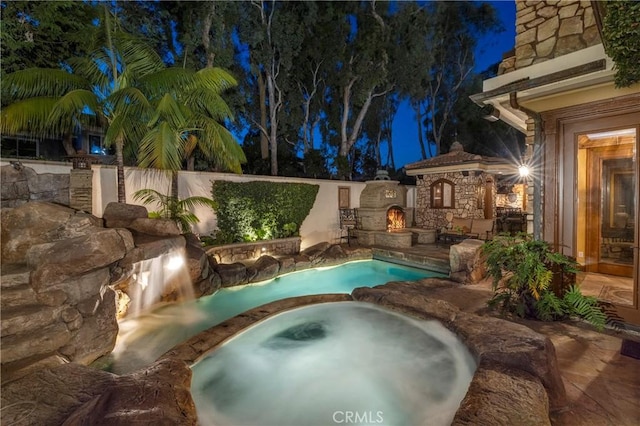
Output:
211,181,319,243
603,1,640,87
482,233,606,331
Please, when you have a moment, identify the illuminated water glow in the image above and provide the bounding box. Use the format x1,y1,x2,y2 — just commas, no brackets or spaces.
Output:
191,302,476,426
110,260,443,374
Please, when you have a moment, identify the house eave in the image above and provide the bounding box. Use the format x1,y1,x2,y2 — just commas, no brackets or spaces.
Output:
405,162,517,177
470,44,640,132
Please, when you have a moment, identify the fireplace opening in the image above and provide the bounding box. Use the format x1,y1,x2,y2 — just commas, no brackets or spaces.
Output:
387,206,405,231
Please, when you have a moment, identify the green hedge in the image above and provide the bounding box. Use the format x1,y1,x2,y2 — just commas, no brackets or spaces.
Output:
211,180,319,243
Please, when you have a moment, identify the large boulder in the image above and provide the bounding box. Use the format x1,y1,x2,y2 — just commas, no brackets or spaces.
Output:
102,202,148,229
216,262,248,287
300,242,332,262
1,203,126,381
1,358,197,426
184,233,218,297
246,255,281,283
453,362,550,426
1,202,103,264
449,239,486,283
128,217,181,236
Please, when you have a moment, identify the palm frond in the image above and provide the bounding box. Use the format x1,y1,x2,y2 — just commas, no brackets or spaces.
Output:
2,68,90,102
184,88,235,121
138,68,197,97
177,196,218,211
47,89,101,135
1,98,59,136
150,93,190,130
194,67,238,94
137,122,185,171
108,86,152,118
67,56,110,92
114,32,165,78
191,116,247,172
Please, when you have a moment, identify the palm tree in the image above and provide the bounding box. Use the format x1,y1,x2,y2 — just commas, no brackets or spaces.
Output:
135,66,246,198
2,5,245,202
133,188,217,234
1,5,166,202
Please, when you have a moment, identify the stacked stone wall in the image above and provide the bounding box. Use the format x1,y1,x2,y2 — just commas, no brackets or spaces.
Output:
415,171,496,230
206,237,301,264
499,0,600,74
1,164,69,208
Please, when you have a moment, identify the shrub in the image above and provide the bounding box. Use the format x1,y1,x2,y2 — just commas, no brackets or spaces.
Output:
603,1,640,87
211,180,319,243
133,189,217,233
482,233,607,331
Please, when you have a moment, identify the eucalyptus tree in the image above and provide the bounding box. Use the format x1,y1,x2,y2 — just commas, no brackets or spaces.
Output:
388,1,434,160
421,1,501,156
333,0,393,178
236,0,313,176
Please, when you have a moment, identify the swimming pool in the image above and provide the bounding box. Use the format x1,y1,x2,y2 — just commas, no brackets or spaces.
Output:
110,260,444,374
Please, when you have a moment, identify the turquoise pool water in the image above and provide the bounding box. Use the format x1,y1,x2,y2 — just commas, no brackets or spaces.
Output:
111,259,443,374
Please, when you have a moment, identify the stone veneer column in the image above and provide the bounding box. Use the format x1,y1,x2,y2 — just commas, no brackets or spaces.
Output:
69,169,93,213
499,0,601,74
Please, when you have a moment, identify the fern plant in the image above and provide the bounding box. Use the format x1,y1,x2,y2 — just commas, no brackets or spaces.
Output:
133,188,217,233
482,233,607,330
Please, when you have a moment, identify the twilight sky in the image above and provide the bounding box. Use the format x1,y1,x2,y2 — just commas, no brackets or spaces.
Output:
392,0,517,168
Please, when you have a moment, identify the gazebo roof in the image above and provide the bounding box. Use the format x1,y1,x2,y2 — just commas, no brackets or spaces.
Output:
404,142,516,176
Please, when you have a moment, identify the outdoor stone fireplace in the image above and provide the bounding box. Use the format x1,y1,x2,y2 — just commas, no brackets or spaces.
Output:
387,206,405,230
353,178,414,248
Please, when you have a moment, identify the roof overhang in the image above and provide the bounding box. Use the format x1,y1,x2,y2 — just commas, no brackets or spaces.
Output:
470,44,640,133
405,161,517,177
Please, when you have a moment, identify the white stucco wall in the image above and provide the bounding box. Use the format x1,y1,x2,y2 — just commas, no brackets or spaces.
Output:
3,159,411,249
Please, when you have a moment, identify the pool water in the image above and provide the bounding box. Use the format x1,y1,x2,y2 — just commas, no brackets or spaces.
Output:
191,302,476,426
110,260,443,374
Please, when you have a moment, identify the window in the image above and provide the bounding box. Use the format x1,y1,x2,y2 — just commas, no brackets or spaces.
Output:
431,179,454,208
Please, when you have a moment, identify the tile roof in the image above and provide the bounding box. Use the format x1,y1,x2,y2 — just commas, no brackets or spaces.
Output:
405,141,509,170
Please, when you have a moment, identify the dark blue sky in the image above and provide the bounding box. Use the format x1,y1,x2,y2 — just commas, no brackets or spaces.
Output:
392,0,516,168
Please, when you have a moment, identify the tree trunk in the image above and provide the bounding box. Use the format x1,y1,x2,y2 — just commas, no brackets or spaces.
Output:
62,132,76,156
413,100,427,160
265,68,279,176
202,2,216,68
115,138,126,203
258,70,269,160
171,171,179,200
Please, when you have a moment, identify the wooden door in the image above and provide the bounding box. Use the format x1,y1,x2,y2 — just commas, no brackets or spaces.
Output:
585,144,635,277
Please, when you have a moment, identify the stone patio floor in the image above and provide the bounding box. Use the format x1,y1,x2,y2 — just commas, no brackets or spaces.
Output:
372,242,640,425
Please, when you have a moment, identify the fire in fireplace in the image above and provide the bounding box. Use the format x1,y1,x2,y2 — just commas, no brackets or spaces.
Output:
387,206,405,231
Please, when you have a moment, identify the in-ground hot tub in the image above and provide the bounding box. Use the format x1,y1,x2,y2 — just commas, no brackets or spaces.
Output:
191,302,476,426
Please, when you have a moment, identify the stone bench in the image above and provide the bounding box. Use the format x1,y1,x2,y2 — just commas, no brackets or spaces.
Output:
406,228,437,244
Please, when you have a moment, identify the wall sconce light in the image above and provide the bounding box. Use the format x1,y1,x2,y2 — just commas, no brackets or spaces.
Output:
482,105,501,122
